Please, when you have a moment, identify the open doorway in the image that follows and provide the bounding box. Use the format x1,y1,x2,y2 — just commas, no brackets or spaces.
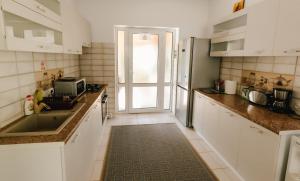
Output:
115,26,178,113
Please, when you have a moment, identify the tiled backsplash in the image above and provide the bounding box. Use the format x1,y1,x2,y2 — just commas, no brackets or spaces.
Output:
0,51,80,128
80,42,115,114
220,56,300,98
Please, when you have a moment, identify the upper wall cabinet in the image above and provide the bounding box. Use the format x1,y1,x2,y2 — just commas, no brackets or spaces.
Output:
13,0,62,24
273,0,300,56
0,0,91,54
210,10,247,57
211,0,300,57
79,16,92,48
0,0,63,53
244,0,278,56
61,0,92,54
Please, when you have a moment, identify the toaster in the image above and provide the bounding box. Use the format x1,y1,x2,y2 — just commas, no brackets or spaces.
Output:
248,91,268,106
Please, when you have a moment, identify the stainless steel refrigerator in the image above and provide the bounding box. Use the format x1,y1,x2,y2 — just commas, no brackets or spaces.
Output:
175,38,220,127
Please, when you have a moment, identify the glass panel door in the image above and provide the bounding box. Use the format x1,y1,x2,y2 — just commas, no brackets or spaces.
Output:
116,27,176,113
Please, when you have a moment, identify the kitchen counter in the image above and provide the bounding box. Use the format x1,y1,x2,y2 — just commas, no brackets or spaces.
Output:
0,85,107,145
195,89,300,134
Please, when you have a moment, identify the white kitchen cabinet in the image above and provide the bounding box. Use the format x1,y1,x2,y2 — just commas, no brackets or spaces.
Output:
0,93,104,181
192,92,297,181
216,107,243,168
244,0,279,56
79,16,92,47
202,99,220,148
61,0,82,54
192,92,205,135
64,117,88,181
65,100,103,181
1,0,63,53
13,0,62,24
273,0,300,56
237,118,280,181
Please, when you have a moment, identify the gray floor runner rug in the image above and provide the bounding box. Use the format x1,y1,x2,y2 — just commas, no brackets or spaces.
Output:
102,123,218,181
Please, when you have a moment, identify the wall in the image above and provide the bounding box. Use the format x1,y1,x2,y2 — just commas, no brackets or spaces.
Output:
80,43,115,114
0,51,80,128
75,0,210,43
220,56,300,108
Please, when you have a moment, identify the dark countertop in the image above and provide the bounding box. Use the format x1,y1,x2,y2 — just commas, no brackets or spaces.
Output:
195,90,300,135
0,85,107,145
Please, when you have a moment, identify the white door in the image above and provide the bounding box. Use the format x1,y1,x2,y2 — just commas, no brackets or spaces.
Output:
116,27,176,113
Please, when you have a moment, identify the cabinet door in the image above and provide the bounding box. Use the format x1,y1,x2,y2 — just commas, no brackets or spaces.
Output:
202,99,220,148
237,119,280,181
61,0,82,54
79,16,92,47
274,0,300,56
64,120,88,181
244,0,279,56
217,108,243,168
192,93,205,135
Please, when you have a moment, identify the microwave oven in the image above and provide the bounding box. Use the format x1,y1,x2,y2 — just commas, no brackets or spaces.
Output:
54,77,86,97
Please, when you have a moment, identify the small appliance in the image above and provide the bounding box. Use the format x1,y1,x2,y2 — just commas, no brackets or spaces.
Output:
248,90,269,106
54,77,86,97
270,88,293,113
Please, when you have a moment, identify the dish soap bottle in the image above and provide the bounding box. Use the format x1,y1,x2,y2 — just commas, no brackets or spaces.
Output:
24,95,34,115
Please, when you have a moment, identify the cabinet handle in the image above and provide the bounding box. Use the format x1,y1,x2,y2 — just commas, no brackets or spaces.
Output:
250,125,256,129
71,133,79,143
284,49,300,54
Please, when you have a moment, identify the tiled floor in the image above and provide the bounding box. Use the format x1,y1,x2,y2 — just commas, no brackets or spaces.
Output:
90,113,242,181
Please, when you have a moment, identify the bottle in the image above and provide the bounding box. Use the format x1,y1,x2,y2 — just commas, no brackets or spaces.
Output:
24,95,34,116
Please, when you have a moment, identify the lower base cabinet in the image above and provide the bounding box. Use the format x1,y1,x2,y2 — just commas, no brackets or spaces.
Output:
0,94,103,181
237,119,280,181
64,97,103,181
192,91,289,181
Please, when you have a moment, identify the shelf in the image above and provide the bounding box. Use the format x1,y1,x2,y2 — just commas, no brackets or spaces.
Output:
212,26,246,39
6,36,63,53
210,50,244,57
212,32,245,44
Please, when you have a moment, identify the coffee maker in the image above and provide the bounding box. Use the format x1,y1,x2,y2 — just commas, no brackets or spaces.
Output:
269,88,293,113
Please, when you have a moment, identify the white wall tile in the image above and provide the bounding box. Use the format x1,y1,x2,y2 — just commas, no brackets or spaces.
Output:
18,73,35,86
47,60,57,69
0,89,20,107
231,62,243,69
244,57,257,63
294,76,300,88
256,63,273,72
221,61,231,68
257,57,274,64
20,83,36,98
0,62,17,77
0,101,22,128
16,52,33,62
0,51,15,62
273,64,296,75
274,56,297,64
243,63,256,71
17,62,34,74
295,65,300,76
0,76,19,92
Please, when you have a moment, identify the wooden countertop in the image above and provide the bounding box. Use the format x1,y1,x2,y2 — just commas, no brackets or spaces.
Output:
0,85,107,145
195,90,300,135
